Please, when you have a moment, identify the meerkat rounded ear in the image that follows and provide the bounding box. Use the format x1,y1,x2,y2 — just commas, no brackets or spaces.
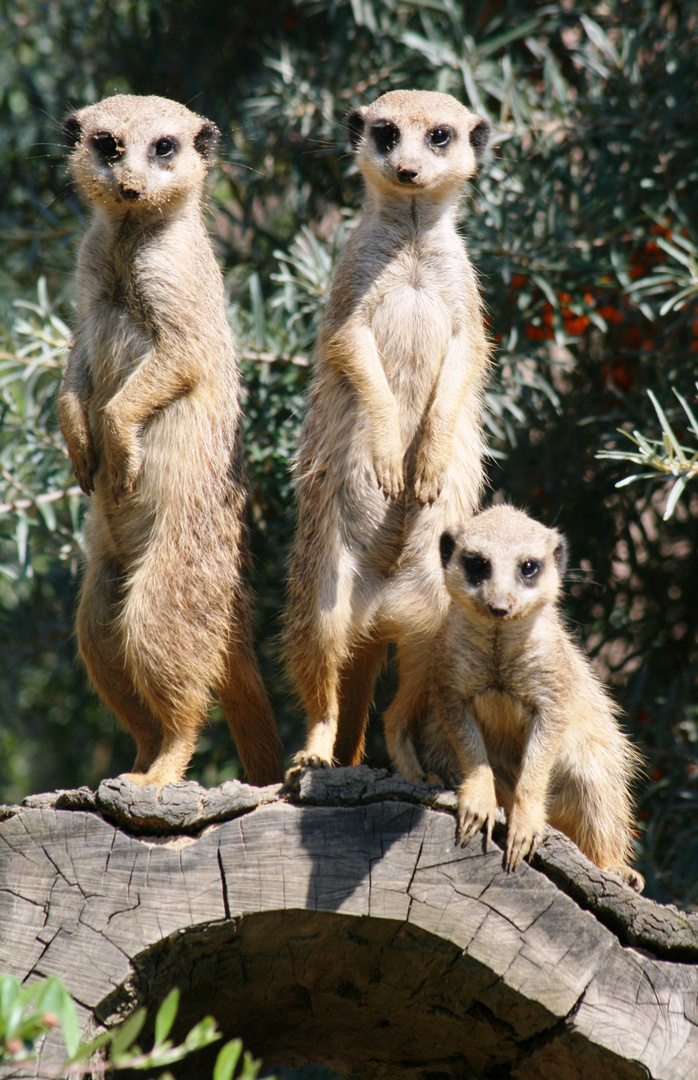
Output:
440,531,456,568
347,107,366,150
469,117,491,162
553,535,569,578
62,113,82,149
194,121,220,161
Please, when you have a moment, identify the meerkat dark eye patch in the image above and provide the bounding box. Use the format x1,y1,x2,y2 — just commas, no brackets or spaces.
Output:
347,108,366,149
427,125,454,149
371,120,400,155
553,537,568,577
520,559,541,581
462,553,491,585
469,117,491,161
92,132,121,164
193,121,220,160
153,136,179,158
62,114,82,149
440,531,456,568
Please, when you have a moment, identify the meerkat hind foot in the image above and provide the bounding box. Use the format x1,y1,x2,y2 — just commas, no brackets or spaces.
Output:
118,769,179,793
394,763,427,784
386,734,427,784
297,751,333,768
284,750,334,784
119,729,195,792
607,863,645,893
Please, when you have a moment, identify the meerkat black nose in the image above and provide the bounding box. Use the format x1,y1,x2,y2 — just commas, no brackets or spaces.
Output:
119,185,141,200
488,604,509,618
397,168,419,184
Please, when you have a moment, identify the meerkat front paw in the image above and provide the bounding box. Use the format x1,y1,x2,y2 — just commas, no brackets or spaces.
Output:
103,431,141,501
372,439,405,499
414,447,446,504
111,458,140,501
607,863,645,893
69,441,98,495
505,802,546,872
60,402,97,493
456,767,497,846
102,404,142,500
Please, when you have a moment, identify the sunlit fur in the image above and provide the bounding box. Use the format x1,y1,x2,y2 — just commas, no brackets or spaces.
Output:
58,95,282,789
418,505,643,890
283,91,492,776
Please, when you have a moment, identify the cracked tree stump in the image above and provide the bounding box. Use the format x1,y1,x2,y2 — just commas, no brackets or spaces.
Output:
1,766,697,1080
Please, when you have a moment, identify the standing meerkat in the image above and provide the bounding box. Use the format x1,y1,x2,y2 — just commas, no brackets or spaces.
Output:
419,505,643,890
58,94,282,789
284,90,492,775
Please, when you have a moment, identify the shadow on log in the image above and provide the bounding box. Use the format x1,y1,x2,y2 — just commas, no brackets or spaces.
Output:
1,766,697,1079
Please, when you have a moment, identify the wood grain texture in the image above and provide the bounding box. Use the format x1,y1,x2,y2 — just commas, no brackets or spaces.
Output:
1,766,696,1079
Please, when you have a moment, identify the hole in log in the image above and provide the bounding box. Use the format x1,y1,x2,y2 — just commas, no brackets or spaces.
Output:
95,909,566,1079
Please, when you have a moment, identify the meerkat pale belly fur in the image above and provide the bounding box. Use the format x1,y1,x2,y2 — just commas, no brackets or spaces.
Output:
284,90,492,774
419,505,643,890
58,94,282,789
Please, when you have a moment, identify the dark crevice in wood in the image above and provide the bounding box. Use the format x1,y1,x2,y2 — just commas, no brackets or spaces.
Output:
217,845,231,921
531,846,698,964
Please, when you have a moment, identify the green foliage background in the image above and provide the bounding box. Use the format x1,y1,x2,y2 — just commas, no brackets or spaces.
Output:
1,0,697,906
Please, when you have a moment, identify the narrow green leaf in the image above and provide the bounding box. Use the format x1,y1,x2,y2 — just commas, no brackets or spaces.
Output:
596,451,636,462
615,473,655,488
674,387,698,439
655,235,696,268
630,428,655,454
248,274,266,350
65,1030,113,1065
136,1045,190,1068
0,975,21,1022
154,988,180,1047
659,285,698,317
477,17,541,57
581,15,621,64
182,1014,221,1051
664,474,689,520
37,498,57,532
46,984,80,1059
4,1000,25,1042
239,1049,262,1080
109,1007,146,1059
648,390,684,459
530,272,557,308
213,1039,243,1080
15,515,28,569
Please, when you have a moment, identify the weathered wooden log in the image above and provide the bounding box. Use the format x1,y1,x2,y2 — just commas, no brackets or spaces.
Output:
1,766,697,1079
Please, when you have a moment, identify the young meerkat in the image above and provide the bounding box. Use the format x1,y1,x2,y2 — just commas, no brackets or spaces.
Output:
418,505,643,890
283,89,492,776
59,94,282,789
